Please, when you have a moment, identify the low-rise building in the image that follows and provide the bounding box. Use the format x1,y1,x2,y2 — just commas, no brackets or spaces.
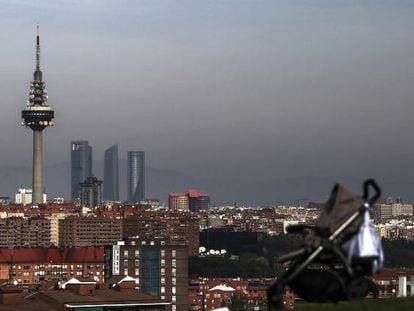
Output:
15,188,47,205
169,189,210,212
59,216,123,247
0,247,104,286
188,278,272,311
0,276,169,310
0,217,51,248
372,268,414,297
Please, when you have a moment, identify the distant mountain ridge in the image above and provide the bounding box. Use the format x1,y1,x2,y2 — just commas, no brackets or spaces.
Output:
0,162,412,204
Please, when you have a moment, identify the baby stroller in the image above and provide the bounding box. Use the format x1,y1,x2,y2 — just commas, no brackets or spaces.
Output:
268,179,383,309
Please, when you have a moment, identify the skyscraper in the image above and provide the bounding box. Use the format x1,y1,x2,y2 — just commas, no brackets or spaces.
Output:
21,26,54,205
127,151,145,203
71,141,92,201
103,144,119,201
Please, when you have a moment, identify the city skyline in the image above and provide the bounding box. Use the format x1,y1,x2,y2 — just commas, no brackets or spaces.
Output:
1,1,414,203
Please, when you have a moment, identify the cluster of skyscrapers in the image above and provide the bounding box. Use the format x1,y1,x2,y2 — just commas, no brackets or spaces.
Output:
71,141,145,204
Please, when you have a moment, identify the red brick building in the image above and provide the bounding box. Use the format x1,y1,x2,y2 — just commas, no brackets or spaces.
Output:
188,278,272,311
0,203,81,216
0,217,51,248
0,247,104,286
122,210,199,256
0,276,169,310
169,189,210,212
372,268,414,297
59,216,123,247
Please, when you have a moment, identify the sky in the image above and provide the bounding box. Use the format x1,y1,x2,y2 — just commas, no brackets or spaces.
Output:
1,1,414,202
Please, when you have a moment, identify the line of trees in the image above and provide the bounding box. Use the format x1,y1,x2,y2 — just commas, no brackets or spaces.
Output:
190,235,414,278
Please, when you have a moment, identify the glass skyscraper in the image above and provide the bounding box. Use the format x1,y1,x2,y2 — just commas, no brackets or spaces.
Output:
103,144,119,201
71,140,92,201
127,151,145,203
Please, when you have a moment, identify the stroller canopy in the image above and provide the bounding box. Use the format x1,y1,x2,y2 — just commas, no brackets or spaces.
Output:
314,184,364,238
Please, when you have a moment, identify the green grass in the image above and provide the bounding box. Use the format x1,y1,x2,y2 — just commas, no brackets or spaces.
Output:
296,297,414,311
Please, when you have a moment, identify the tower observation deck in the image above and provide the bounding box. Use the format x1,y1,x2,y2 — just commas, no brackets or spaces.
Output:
21,26,54,205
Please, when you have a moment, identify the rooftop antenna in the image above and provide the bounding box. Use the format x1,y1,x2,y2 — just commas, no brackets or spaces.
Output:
36,24,40,71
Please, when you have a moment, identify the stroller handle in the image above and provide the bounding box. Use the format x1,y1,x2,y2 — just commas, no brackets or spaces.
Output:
363,179,381,205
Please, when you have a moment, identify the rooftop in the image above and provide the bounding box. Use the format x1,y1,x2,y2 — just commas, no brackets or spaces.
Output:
0,247,103,264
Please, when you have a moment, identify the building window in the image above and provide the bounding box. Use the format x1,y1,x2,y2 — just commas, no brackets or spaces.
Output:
161,259,165,267
172,250,176,258
123,250,128,257
135,250,139,257
172,259,176,268
161,286,165,294
172,286,176,294
161,277,165,285
161,250,165,257
123,269,128,275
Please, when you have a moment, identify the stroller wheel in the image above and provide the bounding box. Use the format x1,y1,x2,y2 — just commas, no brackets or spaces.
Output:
347,277,372,301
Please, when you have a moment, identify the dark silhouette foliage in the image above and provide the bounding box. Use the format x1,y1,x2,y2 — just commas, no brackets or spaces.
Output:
190,235,414,278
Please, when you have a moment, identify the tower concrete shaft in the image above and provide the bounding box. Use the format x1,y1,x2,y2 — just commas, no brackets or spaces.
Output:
32,130,43,205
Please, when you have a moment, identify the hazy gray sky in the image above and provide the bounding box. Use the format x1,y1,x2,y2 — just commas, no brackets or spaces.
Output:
1,1,414,198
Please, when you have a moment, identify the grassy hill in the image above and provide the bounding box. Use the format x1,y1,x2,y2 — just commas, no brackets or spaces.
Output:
296,297,414,311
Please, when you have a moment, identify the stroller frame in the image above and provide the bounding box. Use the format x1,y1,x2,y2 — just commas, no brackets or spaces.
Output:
268,179,381,309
